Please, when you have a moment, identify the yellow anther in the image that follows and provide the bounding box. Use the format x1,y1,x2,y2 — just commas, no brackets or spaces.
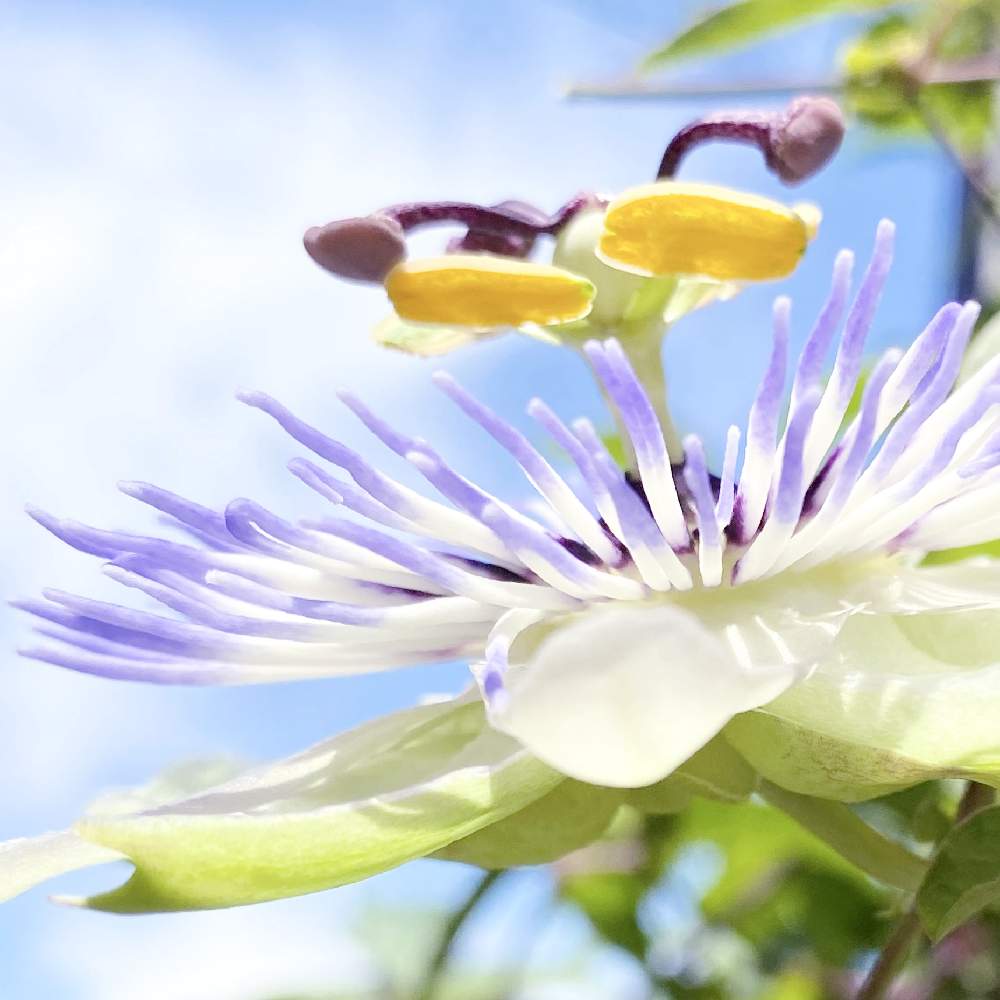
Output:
599,182,819,282
385,256,595,328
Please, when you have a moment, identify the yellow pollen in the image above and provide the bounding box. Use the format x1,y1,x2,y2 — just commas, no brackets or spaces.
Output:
385,255,595,328
598,181,820,282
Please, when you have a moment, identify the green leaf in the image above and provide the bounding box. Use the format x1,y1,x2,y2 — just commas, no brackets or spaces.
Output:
923,2,998,153
3,697,561,912
434,779,623,868
641,0,900,71
918,804,1000,940
756,969,825,1000
922,81,994,155
841,14,923,130
868,782,953,844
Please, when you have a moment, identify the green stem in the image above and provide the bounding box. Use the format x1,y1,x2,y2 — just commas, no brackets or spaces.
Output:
855,908,923,1000
414,869,504,1000
565,56,1000,102
759,781,928,893
956,779,995,823
854,782,995,1000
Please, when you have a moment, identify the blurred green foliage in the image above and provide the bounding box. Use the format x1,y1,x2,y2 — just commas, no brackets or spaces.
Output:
561,802,889,998
641,0,900,72
643,0,999,167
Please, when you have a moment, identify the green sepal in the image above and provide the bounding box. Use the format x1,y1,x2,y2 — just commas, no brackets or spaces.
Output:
65,698,560,913
726,710,953,802
627,734,758,814
434,779,623,868
660,275,740,324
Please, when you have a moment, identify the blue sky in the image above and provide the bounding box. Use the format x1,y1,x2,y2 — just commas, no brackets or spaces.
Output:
0,3,961,997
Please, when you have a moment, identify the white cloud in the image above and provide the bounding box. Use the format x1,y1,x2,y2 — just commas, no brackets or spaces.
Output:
0,13,462,819
40,895,379,1000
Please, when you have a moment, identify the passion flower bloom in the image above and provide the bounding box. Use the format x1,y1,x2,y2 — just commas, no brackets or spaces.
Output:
5,219,1000,913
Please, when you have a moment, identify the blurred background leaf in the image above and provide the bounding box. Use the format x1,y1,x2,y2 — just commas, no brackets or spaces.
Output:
641,0,904,71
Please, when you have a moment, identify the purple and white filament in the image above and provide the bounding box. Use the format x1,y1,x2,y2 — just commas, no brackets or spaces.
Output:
16,221,997,704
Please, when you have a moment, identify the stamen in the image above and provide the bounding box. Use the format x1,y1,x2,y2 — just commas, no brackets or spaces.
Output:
598,183,817,282
384,256,595,327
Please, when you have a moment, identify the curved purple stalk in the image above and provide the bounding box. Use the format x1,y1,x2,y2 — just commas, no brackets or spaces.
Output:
657,97,844,185
658,114,774,180
384,192,602,240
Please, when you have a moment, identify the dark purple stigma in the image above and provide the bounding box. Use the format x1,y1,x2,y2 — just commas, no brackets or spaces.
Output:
657,95,845,186
305,192,604,283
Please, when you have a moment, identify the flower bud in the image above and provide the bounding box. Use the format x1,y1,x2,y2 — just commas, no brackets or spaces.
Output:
303,214,406,283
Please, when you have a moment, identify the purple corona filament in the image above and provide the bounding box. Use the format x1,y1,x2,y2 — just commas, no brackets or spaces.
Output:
16,225,998,708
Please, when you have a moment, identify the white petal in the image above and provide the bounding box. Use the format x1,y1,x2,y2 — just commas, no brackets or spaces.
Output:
850,558,1000,614
489,603,797,788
